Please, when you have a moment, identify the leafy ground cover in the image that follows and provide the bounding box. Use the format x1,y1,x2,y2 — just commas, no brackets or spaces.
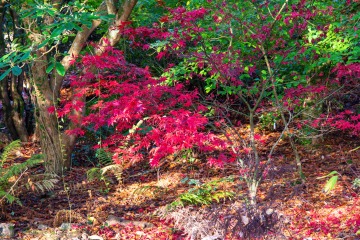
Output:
1,129,359,239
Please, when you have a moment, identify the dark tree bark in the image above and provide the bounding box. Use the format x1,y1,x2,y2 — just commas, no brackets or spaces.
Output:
0,1,29,141
10,73,29,142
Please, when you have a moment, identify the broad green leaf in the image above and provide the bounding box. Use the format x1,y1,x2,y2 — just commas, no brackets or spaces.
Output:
73,24,83,32
62,36,69,44
0,62,9,68
12,66,22,76
0,68,12,81
21,9,36,19
1,52,15,61
46,62,55,74
12,53,22,63
55,62,65,76
99,14,115,21
38,39,51,49
19,51,31,62
323,176,338,193
50,26,65,38
82,20,93,29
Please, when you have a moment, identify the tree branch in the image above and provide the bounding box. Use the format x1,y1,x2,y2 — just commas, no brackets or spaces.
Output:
52,1,107,95
95,0,138,54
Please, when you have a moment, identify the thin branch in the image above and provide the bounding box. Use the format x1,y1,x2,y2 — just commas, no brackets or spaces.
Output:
1,168,28,203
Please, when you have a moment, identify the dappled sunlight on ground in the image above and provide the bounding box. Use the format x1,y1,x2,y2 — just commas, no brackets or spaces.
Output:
1,130,359,239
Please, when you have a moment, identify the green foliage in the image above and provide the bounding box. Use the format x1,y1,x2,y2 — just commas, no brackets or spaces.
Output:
317,171,339,194
95,148,113,166
86,148,122,193
0,49,31,81
86,167,103,182
169,177,234,208
296,126,318,145
0,141,53,205
324,176,338,194
352,178,360,189
0,140,21,167
258,112,280,131
133,185,167,197
0,0,115,81
173,149,198,164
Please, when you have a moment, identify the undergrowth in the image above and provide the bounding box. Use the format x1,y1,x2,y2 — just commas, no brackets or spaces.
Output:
86,148,122,193
169,177,235,208
0,140,58,206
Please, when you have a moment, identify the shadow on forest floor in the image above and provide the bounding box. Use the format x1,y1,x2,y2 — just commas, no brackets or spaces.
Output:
1,131,359,239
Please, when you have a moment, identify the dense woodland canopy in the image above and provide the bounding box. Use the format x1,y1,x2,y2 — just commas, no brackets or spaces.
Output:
0,0,359,239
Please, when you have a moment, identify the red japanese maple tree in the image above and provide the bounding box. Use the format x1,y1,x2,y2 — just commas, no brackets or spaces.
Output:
59,46,230,168
59,0,359,209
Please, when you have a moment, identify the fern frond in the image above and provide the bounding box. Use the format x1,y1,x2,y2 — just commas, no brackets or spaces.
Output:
0,190,20,205
95,148,113,166
0,154,43,182
101,164,122,182
34,179,58,193
0,145,46,207
26,173,59,193
87,167,102,181
0,140,21,167
87,149,122,185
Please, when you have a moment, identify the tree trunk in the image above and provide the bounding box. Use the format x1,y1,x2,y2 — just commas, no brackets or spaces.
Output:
10,74,29,142
0,78,19,140
27,0,138,175
0,2,30,142
31,51,66,173
248,180,258,206
0,74,30,142
0,2,18,140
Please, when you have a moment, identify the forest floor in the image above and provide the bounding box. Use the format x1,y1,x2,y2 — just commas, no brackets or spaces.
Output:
1,130,360,240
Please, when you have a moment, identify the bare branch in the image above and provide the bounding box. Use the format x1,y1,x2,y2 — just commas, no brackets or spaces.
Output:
95,0,138,54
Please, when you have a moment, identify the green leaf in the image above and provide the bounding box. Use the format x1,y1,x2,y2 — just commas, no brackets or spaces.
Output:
12,66,22,76
64,22,76,31
19,51,31,62
62,36,69,44
0,68,12,81
82,20,93,29
46,62,55,74
38,39,51,49
180,177,189,184
188,179,200,185
50,25,65,38
55,62,65,76
323,176,338,193
0,62,8,68
71,23,82,31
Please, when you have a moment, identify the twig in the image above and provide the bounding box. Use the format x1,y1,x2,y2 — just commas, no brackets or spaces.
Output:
0,168,28,203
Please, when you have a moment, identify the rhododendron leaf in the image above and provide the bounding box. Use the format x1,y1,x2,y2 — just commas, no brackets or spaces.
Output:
11,66,22,76
55,62,65,76
46,62,55,74
0,68,11,81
